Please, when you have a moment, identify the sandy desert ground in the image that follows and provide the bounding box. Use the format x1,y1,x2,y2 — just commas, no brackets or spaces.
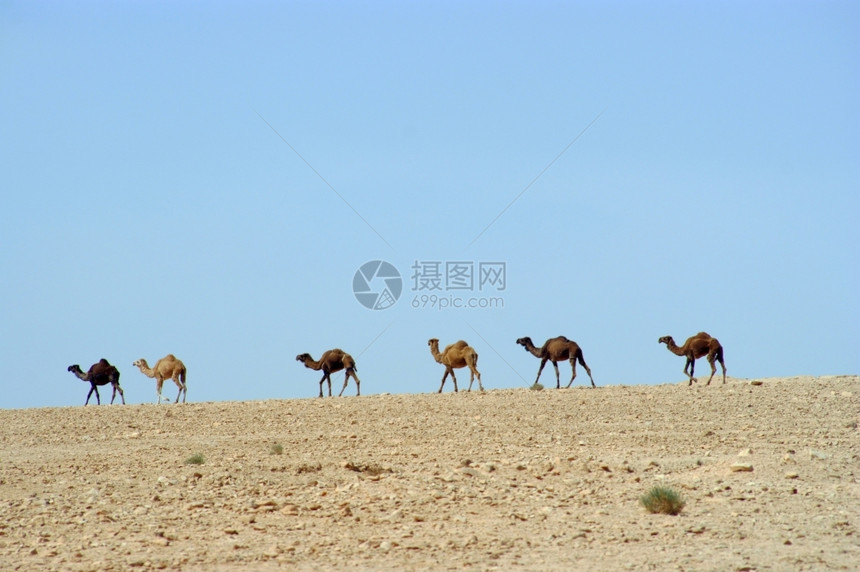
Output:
1,375,858,571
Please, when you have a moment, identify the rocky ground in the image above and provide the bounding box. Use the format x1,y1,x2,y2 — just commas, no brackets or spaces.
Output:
1,375,857,571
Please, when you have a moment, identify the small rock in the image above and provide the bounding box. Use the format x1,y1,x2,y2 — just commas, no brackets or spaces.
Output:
750,380,763,386
730,463,754,472
738,448,752,457
785,472,799,479
280,504,299,516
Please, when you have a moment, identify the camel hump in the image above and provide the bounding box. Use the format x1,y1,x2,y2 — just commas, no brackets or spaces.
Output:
98,358,110,365
695,331,711,338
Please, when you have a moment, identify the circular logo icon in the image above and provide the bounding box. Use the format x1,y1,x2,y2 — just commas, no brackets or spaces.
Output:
353,260,402,310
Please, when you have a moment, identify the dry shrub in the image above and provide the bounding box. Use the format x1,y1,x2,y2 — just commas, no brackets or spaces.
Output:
640,486,685,515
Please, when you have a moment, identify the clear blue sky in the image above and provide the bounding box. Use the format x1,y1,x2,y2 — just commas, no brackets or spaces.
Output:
2,1,857,408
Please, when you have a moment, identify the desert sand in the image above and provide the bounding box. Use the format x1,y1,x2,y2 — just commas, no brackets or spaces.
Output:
1,375,857,571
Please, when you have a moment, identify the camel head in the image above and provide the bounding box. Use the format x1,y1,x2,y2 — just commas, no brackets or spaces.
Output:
516,337,533,350
427,338,439,347
296,353,311,364
657,336,674,346
132,358,149,369
67,364,83,375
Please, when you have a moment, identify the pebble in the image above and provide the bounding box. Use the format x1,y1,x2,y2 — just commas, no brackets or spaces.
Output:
730,463,754,472
280,504,299,516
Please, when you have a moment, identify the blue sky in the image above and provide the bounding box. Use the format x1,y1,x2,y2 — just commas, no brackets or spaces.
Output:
2,1,857,408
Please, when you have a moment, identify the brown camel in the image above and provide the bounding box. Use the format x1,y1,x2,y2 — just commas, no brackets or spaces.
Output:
658,332,726,386
427,338,483,393
67,359,125,405
133,354,188,403
516,336,596,388
296,349,361,397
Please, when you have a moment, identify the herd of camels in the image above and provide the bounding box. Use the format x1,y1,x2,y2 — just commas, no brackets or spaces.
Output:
67,333,727,405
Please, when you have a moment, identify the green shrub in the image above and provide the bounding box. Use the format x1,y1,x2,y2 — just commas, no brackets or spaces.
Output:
184,453,205,465
640,486,685,515
270,443,284,455
529,383,544,391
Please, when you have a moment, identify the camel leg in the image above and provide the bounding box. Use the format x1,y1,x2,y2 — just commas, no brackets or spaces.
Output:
86,385,99,406
534,359,549,386
318,373,329,397
719,358,727,384
450,369,459,393
111,383,125,405
553,361,563,389
685,358,696,385
338,370,358,397
468,365,483,391
705,355,718,386
172,375,186,403
564,359,576,389
438,371,448,393
156,379,168,404
354,371,361,396
577,354,596,388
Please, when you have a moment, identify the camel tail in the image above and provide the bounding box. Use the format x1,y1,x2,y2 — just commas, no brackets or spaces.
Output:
180,367,187,384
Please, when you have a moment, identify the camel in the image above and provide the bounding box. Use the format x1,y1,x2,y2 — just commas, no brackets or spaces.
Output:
67,359,125,405
658,332,726,386
132,354,188,403
296,349,361,397
516,336,596,389
427,338,484,393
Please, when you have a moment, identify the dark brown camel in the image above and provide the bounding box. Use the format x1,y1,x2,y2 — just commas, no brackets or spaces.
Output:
516,336,595,388
658,332,726,386
296,349,361,397
67,359,125,405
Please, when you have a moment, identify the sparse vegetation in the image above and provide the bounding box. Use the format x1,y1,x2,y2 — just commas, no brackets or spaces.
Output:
344,461,391,476
296,462,322,474
270,443,284,455
530,383,544,391
640,486,685,515
184,453,205,465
